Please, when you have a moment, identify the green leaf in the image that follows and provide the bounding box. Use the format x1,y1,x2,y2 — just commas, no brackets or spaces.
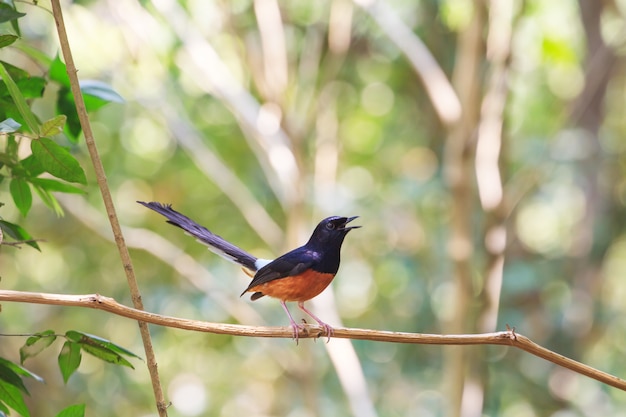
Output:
64,331,135,369
0,118,20,132
30,178,85,195
32,184,64,216
0,220,40,250
40,115,66,137
0,358,44,383
57,87,80,142
0,100,23,129
30,138,86,184
50,56,122,142
79,344,134,369
20,330,57,364
50,57,123,105
0,62,39,133
0,363,29,395
0,155,9,167
65,331,142,361
55,404,85,417
58,341,81,384
0,61,28,82
81,80,124,112
0,34,17,49
10,11,20,38
0,4,25,24
49,55,70,87
10,177,31,216
20,154,45,177
0,379,29,417
6,134,17,156
15,77,45,99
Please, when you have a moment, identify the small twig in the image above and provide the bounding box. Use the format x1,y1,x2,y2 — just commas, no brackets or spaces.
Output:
49,2,167,416
0,332,63,337
0,289,625,392
0,239,46,248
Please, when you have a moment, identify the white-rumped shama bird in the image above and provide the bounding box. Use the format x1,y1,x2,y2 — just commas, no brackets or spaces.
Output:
138,201,359,341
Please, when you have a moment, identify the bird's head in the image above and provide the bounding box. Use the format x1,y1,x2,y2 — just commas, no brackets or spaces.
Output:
308,216,360,246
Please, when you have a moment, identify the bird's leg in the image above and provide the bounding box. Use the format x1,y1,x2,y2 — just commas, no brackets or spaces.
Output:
280,301,305,344
297,301,333,342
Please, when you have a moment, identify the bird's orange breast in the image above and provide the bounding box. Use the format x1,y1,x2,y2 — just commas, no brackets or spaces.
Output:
247,269,336,302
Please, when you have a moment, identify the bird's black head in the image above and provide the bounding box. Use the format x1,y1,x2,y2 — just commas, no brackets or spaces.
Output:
308,216,360,247
301,216,359,273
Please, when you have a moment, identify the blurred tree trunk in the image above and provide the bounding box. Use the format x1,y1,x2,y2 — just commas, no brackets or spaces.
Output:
570,0,615,257
443,0,518,415
568,0,617,354
442,0,486,416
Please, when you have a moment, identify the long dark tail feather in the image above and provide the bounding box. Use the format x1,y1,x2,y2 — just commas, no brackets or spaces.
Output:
138,201,259,271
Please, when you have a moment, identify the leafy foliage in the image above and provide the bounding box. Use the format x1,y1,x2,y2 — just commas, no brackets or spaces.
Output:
0,3,120,244
49,55,124,142
0,357,42,417
0,219,40,250
0,331,139,416
54,404,86,417
64,331,140,372
1,2,134,415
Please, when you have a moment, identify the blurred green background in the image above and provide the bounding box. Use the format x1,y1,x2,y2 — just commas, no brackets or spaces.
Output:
2,0,626,416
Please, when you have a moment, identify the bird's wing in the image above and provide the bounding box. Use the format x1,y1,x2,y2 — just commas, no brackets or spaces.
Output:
242,248,320,293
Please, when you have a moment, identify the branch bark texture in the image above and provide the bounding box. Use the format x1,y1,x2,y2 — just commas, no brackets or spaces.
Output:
1,289,625,392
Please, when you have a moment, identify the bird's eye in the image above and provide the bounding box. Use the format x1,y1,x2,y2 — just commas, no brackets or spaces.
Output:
326,222,336,230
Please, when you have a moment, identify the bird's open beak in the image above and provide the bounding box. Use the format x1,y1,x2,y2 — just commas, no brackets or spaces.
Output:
340,216,361,231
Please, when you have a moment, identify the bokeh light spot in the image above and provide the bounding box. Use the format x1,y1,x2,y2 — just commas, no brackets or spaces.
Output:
169,373,209,416
361,82,394,116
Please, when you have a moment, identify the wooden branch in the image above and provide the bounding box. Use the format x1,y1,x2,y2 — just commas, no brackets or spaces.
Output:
49,2,167,415
1,290,625,391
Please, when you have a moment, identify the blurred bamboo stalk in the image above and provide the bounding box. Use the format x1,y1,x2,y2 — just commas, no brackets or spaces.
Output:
353,0,461,126
107,0,284,247
472,0,516,416
150,0,300,208
143,92,285,248
568,0,617,369
310,15,377,414
443,0,486,415
443,0,485,417
253,0,288,101
352,0,489,413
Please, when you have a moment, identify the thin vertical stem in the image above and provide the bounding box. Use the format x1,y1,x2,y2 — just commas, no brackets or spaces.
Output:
49,2,168,415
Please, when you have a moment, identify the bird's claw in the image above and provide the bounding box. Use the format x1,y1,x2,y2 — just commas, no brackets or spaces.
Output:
319,322,334,343
290,322,309,345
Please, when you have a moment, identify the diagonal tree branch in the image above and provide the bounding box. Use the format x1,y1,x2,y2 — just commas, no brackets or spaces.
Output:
1,289,625,391
104,0,284,248
353,0,461,126
148,0,300,208
49,2,167,415
141,92,285,248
